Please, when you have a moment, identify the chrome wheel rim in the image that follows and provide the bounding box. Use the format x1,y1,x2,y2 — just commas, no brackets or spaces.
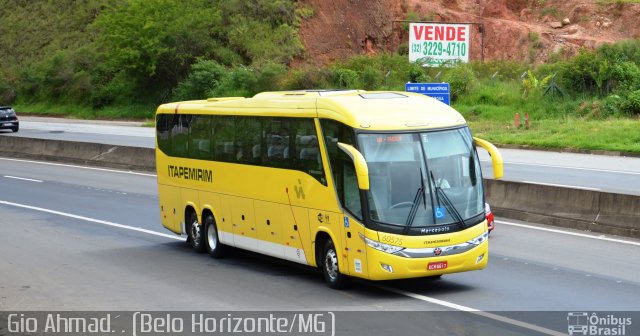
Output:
191,218,201,247
207,222,218,251
324,248,339,281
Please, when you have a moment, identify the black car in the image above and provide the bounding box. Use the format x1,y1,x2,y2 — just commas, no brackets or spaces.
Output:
0,106,19,132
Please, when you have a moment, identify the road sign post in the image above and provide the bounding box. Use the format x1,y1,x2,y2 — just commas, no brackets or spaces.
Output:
405,83,451,105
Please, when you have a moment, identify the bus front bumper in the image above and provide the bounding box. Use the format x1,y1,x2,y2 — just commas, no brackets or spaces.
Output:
364,240,488,281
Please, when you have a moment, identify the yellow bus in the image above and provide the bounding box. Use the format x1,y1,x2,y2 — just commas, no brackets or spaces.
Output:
155,90,503,288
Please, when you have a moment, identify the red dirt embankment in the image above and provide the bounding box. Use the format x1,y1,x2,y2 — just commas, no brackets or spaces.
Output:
297,0,640,66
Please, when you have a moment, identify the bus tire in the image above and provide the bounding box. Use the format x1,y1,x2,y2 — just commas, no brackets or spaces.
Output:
187,211,205,253
322,239,349,289
204,214,226,258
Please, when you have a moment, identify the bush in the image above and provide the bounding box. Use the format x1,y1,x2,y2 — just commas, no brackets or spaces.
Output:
254,63,288,92
0,73,16,104
621,89,640,115
173,60,227,101
361,67,383,90
284,67,331,90
558,49,602,94
610,61,640,93
332,68,359,88
210,67,257,97
91,71,138,108
472,60,528,81
443,63,477,101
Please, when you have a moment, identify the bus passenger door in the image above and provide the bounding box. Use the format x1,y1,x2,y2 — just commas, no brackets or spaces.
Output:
341,215,368,278
254,200,284,258
230,196,257,251
338,160,369,278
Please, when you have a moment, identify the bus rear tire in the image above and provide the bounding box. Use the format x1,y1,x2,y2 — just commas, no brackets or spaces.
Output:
204,214,226,258
322,239,349,289
188,212,205,253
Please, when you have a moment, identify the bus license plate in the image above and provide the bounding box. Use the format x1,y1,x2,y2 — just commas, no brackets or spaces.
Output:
428,261,448,270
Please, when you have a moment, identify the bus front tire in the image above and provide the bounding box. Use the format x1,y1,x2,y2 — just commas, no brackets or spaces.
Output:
204,214,226,258
188,212,205,253
322,239,349,289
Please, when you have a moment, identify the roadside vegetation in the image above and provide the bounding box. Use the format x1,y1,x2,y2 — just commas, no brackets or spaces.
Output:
0,1,638,152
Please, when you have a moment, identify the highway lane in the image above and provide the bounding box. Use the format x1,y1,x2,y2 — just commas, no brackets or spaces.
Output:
4,118,154,148
5,117,640,195
478,149,640,195
1,157,639,320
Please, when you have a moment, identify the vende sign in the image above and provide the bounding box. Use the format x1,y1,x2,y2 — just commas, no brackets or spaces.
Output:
409,23,470,66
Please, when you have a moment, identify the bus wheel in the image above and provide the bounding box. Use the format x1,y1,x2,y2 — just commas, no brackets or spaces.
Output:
322,239,349,289
188,212,205,253
204,214,226,258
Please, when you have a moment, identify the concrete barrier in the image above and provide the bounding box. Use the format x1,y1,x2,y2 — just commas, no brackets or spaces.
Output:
0,136,155,172
485,179,640,239
1,135,638,239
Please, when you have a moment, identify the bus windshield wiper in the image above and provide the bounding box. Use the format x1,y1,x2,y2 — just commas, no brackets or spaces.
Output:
430,170,465,226
404,168,427,233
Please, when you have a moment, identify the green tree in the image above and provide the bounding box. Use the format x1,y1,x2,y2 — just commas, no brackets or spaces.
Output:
173,60,227,101
91,0,224,89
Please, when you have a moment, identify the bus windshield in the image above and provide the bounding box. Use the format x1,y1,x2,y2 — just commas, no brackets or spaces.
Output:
358,127,484,230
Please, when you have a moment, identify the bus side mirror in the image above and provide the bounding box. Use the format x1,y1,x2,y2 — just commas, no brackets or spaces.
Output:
473,137,504,179
337,142,370,190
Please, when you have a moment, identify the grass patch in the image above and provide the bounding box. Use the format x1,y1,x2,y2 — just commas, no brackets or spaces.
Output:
540,6,562,19
13,102,156,121
468,117,640,153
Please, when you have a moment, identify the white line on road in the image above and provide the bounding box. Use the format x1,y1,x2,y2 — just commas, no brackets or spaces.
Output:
0,157,156,177
379,286,564,336
3,175,43,183
480,160,640,175
0,199,564,335
497,220,640,247
521,181,602,191
0,200,182,241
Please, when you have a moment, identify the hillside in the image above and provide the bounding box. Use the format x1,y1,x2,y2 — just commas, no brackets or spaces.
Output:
297,0,640,65
1,0,638,116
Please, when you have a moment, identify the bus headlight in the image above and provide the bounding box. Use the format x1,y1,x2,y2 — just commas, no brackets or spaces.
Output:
359,233,405,254
467,232,488,246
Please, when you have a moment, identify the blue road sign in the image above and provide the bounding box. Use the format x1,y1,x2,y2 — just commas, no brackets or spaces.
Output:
405,83,450,105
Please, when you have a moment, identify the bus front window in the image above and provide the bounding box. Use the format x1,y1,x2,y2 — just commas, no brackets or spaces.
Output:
358,127,484,232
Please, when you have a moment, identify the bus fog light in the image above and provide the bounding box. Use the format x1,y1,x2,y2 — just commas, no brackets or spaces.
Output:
381,263,394,273
476,253,485,264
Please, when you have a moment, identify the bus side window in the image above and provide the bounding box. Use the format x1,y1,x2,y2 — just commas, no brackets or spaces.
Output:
236,117,262,164
264,118,290,169
342,153,363,219
156,114,172,155
292,119,325,184
171,114,191,158
188,115,212,160
320,119,360,218
213,116,235,163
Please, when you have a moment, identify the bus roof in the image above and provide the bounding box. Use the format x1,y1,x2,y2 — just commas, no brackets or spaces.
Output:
156,90,466,131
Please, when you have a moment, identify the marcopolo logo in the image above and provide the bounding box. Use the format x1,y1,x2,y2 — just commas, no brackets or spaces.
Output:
567,312,632,336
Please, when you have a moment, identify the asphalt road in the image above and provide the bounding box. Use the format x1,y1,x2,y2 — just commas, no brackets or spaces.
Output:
1,157,639,335
4,117,640,195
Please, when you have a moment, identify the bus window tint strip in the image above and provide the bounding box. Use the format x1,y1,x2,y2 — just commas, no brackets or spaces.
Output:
156,114,326,185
